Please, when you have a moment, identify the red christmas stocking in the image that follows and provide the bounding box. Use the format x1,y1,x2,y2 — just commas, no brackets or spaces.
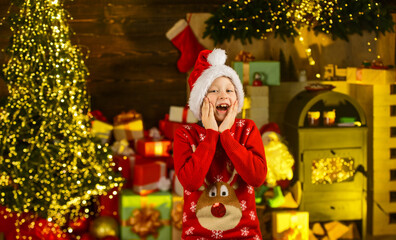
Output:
166,19,205,73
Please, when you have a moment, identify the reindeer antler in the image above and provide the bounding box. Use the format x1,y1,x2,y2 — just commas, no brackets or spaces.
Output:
227,169,238,185
199,177,211,191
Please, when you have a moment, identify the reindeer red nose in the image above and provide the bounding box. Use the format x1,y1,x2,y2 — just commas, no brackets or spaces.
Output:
211,202,226,218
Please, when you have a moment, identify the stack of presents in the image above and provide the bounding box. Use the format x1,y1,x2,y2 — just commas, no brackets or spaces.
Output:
90,106,196,240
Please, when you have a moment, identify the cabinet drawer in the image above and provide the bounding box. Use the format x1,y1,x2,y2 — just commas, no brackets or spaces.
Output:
301,199,362,222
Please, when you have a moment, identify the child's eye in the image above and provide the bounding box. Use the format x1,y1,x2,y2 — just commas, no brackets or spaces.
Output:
226,89,234,93
207,90,218,93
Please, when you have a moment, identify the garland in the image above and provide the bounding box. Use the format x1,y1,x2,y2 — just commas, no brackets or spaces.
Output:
204,0,395,44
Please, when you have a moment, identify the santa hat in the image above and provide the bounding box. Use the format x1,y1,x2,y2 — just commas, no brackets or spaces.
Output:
188,48,244,120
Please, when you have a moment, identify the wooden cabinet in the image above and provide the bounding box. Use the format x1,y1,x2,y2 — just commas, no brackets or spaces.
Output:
283,90,368,238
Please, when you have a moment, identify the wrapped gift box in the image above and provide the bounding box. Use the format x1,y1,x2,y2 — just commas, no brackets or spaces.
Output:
272,211,309,240
113,155,135,189
246,85,269,96
135,155,173,169
120,190,172,240
347,67,396,85
159,117,187,141
136,139,172,157
91,120,113,144
233,61,280,86
169,106,197,123
241,86,269,128
113,119,144,142
133,161,167,195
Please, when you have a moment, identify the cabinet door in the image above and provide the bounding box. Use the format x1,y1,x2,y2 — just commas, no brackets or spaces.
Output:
302,148,365,192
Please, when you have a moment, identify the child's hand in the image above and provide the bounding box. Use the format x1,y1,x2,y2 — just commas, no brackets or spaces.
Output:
219,100,238,133
201,97,218,131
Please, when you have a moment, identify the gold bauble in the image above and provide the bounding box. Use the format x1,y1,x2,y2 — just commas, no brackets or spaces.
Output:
89,216,119,239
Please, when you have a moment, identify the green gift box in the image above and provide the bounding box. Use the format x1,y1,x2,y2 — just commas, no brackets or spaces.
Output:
233,61,280,86
120,190,172,240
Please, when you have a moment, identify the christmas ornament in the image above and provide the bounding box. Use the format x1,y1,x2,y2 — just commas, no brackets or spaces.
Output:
166,16,205,73
252,72,265,86
89,216,119,239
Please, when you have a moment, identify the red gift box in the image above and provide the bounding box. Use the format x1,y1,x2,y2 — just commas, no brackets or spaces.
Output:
112,155,134,189
133,161,167,195
136,139,172,157
135,154,173,167
159,114,193,141
169,106,197,123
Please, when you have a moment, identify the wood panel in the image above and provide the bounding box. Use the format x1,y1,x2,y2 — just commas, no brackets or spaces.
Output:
0,0,222,128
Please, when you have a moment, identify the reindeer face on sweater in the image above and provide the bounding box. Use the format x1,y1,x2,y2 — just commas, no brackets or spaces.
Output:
196,176,242,231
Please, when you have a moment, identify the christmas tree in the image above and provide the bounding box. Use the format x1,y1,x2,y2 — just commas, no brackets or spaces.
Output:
0,0,123,225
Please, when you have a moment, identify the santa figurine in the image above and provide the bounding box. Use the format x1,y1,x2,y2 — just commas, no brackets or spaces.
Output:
257,123,300,208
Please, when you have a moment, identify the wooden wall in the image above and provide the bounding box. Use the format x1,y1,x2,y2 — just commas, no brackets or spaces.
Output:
0,0,222,129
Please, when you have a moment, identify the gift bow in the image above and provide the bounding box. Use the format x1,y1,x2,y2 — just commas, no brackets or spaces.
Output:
171,201,183,230
88,110,108,122
234,50,255,62
126,206,164,239
114,110,142,125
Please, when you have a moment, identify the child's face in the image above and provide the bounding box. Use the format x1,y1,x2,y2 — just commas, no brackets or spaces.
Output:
206,76,237,122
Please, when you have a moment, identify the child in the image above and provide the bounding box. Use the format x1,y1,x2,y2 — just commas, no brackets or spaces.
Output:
173,48,267,239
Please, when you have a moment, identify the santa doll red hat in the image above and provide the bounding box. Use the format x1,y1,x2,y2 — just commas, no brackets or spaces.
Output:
188,48,245,120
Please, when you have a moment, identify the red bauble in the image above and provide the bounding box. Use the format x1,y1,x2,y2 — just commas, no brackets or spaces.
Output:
252,79,263,86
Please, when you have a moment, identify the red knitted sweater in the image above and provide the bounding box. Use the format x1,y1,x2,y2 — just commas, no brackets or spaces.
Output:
174,119,267,239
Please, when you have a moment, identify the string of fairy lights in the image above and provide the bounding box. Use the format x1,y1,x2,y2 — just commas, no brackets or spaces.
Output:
204,0,394,71
205,0,393,43
0,0,123,229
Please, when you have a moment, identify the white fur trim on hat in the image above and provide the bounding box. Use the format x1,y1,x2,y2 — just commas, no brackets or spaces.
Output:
188,49,244,120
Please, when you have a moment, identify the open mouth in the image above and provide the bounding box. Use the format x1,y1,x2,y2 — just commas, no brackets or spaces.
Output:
216,104,229,111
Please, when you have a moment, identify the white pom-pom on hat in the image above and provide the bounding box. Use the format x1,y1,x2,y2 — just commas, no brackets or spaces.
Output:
207,48,227,66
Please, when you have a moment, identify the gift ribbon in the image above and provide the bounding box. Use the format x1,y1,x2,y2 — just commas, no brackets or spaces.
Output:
242,63,250,85
234,51,255,85
124,123,134,141
182,106,189,124
241,97,251,119
154,142,164,156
